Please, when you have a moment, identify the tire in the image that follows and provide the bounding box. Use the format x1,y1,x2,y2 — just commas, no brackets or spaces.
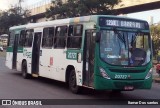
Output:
68,70,80,94
22,61,30,79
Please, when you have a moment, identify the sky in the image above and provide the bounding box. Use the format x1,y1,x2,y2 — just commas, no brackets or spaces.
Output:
0,0,160,24
0,0,42,10
127,9,160,24
0,0,17,10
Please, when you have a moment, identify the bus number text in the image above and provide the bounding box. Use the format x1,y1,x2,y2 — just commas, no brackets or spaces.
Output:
68,52,77,59
115,74,128,79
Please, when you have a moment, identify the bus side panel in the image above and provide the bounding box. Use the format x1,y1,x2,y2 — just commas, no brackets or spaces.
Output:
23,48,32,74
16,47,24,71
5,52,13,69
39,49,67,82
5,46,14,69
16,54,23,71
65,50,83,86
51,49,67,82
39,49,52,78
39,48,83,86
67,60,83,86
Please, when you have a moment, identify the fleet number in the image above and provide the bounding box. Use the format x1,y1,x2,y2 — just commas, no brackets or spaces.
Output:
115,75,127,79
68,52,77,59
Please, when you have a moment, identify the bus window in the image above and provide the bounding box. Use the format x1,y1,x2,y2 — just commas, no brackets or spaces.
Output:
54,26,67,49
67,25,83,49
135,33,149,50
42,27,54,48
24,29,33,47
19,30,26,46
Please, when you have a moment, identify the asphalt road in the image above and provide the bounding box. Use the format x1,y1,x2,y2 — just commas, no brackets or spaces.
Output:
0,57,160,108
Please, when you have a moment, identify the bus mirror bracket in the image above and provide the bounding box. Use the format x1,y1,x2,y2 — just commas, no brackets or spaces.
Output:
95,32,101,42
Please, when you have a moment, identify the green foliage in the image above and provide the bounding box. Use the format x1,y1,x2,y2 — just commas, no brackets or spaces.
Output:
150,24,160,57
0,6,29,34
46,0,121,19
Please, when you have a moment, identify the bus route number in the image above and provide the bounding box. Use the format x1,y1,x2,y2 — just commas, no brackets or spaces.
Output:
68,52,77,59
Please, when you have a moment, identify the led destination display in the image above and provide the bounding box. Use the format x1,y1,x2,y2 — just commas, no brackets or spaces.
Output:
99,17,148,29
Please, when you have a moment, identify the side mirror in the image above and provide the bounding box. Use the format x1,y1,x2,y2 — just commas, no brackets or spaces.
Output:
95,32,101,42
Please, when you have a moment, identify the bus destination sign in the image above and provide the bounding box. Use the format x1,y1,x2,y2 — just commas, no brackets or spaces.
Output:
99,17,147,29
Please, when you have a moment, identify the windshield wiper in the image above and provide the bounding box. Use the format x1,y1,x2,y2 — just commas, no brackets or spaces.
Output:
113,28,126,48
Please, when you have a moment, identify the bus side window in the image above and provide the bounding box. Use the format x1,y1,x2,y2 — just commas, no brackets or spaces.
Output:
19,30,26,46
42,27,54,48
24,29,33,47
54,26,67,49
67,24,83,49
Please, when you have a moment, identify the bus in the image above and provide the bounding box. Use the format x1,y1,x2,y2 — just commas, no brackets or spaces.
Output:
6,15,153,93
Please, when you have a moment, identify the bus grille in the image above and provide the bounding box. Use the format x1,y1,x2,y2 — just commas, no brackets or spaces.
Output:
109,69,146,73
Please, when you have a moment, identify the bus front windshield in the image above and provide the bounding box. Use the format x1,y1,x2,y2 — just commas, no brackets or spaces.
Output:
100,30,151,66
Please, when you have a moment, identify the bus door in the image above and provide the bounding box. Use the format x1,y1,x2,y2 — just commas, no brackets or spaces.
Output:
83,30,96,87
12,34,19,69
31,32,42,76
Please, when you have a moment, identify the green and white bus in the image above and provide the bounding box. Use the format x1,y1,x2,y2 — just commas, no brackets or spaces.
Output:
6,15,152,93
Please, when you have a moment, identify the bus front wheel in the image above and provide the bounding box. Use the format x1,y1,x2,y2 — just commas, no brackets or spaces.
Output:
69,70,80,94
22,62,30,79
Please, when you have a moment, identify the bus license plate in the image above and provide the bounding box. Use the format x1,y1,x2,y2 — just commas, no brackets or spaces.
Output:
124,86,134,90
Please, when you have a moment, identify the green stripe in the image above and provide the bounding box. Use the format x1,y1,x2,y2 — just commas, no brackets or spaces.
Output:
18,47,23,53
6,46,13,52
6,46,23,53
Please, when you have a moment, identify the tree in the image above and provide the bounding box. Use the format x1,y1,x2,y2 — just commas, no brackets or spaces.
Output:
0,6,30,34
46,0,121,19
150,24,160,58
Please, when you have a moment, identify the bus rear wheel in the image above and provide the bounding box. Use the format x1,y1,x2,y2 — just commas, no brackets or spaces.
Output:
69,70,80,94
22,62,30,79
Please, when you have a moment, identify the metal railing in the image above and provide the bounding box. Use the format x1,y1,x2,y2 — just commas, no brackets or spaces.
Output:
24,0,53,15
24,0,160,16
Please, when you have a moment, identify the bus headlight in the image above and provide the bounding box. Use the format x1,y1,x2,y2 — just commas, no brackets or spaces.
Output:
145,68,153,79
99,67,110,79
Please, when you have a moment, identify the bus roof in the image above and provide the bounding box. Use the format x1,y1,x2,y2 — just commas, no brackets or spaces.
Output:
9,25,26,31
9,15,148,30
26,18,70,29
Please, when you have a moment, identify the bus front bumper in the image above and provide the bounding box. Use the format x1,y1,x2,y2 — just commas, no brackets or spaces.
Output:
94,76,152,90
